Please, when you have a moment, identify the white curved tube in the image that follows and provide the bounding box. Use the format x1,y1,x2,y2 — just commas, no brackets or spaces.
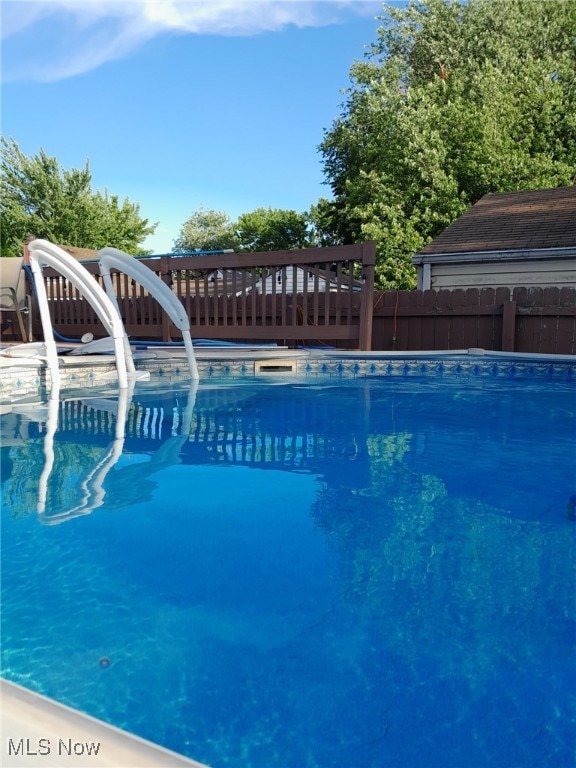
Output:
27,239,130,389
98,247,199,380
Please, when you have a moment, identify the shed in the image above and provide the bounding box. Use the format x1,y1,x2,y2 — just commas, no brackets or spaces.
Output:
412,186,576,291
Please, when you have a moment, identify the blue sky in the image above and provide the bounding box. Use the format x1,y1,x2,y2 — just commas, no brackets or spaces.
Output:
2,1,390,253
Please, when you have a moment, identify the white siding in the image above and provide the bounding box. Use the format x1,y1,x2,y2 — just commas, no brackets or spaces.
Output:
260,268,330,294
429,260,576,291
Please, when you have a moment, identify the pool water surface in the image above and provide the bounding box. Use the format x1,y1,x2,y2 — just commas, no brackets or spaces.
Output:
1,376,575,768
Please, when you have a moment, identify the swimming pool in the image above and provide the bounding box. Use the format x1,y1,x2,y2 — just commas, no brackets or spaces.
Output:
1,372,575,767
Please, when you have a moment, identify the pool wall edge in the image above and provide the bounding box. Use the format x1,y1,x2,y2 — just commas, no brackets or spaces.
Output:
1,678,208,768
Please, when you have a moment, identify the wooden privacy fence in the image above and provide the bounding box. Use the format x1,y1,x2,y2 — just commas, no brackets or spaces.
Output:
370,286,576,355
27,243,376,350
7,245,575,355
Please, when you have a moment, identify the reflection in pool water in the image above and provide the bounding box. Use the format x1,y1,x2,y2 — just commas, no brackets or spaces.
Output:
1,377,575,768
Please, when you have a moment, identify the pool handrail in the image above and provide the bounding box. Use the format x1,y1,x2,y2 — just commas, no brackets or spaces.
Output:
98,247,199,380
27,239,131,389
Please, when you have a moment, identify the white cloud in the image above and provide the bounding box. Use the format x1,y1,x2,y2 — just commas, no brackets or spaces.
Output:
1,1,380,82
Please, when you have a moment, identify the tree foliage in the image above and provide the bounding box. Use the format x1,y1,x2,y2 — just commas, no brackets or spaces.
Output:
174,206,322,253
0,138,156,256
319,0,576,288
172,208,241,253
236,207,310,252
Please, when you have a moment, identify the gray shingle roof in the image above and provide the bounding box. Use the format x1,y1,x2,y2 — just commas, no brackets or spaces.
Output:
419,186,576,255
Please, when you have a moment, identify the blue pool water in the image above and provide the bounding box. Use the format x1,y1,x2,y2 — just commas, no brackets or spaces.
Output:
1,375,575,767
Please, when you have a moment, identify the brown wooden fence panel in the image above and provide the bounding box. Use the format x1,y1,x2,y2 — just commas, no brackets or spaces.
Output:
369,285,575,354
477,289,497,350
396,290,414,349
555,287,576,354
512,286,576,355
516,287,542,353
8,246,572,354
435,290,453,349
24,244,376,349
493,287,510,351
460,288,478,348
539,288,559,353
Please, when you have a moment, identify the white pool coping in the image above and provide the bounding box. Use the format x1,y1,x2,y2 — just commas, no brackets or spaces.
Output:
1,679,208,767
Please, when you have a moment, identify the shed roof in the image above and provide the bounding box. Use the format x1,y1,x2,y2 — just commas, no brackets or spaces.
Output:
419,186,576,256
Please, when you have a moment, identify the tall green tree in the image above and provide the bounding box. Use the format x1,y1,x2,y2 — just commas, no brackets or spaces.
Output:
175,206,319,253
307,198,343,248
235,207,311,252
319,0,576,288
0,138,156,256
173,208,240,252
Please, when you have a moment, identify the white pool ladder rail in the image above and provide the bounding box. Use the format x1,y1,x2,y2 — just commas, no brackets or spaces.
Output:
27,239,133,389
98,247,199,380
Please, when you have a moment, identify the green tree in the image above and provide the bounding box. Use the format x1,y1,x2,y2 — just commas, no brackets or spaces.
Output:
0,138,156,256
173,208,240,252
319,0,576,289
235,207,311,252
175,206,319,254
307,198,343,248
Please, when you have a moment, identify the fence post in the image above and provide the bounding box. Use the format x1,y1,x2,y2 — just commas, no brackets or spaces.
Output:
501,300,517,351
358,242,376,350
